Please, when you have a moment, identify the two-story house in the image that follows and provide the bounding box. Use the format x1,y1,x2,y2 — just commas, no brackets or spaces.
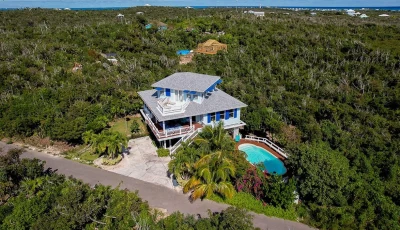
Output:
138,72,247,153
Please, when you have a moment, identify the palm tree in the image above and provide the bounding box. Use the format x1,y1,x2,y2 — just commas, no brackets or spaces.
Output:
168,151,192,180
183,150,236,201
104,131,127,159
168,141,200,180
194,122,234,152
83,130,127,159
82,130,94,144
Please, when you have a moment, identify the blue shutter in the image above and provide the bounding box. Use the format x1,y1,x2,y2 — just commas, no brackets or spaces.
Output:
216,112,220,121
234,108,238,118
225,110,230,120
166,88,171,96
207,113,211,123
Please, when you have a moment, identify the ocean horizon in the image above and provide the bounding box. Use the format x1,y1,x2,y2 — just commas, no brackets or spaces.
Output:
1,5,400,11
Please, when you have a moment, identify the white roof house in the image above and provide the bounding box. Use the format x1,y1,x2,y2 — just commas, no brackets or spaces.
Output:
244,10,265,17
360,14,369,18
253,11,265,17
139,72,247,151
347,9,355,16
379,14,389,17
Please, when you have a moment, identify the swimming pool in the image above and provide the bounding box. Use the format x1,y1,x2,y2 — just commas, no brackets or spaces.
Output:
238,144,287,175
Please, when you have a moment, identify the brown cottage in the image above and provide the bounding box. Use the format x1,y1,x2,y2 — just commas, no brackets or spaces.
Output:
195,39,227,55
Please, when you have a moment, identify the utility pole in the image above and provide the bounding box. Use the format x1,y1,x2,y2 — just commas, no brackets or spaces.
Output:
236,0,238,13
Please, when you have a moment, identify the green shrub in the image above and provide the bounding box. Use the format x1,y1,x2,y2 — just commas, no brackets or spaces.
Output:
157,148,170,157
209,192,297,221
102,155,123,165
130,120,140,134
6,139,13,144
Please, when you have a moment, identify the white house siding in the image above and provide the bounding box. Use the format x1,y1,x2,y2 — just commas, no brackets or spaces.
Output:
165,89,203,104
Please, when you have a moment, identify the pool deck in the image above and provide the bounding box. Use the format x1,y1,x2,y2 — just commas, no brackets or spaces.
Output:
235,139,286,161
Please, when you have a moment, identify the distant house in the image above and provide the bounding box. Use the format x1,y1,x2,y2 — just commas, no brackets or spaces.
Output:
244,10,264,17
157,22,168,31
136,12,144,15
195,39,227,55
379,14,389,17
347,9,355,16
100,53,118,65
146,22,168,31
103,53,117,58
360,14,369,18
72,62,82,72
116,13,124,23
310,12,317,16
253,11,265,17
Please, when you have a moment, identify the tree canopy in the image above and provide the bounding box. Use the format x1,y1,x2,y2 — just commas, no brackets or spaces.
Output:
0,7,399,229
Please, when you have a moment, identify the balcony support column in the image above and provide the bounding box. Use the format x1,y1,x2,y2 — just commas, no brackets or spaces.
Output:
163,121,166,134
190,116,192,128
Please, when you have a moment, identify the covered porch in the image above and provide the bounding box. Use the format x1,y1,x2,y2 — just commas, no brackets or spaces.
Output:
140,109,202,141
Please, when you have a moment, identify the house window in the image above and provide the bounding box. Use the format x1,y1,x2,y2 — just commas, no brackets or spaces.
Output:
220,111,225,120
207,113,216,123
229,109,234,118
211,112,216,122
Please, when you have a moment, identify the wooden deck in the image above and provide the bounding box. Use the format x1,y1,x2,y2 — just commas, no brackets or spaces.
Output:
235,139,286,161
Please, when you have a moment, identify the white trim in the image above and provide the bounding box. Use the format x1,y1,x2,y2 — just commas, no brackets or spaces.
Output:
140,109,194,140
244,135,288,159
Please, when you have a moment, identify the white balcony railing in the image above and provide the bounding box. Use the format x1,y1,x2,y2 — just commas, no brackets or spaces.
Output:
140,109,194,139
244,135,288,159
156,98,190,115
223,120,246,129
169,127,202,154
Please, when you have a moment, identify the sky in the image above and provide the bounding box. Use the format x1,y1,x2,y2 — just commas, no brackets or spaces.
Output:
0,0,398,9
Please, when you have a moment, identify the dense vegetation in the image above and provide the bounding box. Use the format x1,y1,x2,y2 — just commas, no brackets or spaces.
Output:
0,148,255,229
0,7,399,229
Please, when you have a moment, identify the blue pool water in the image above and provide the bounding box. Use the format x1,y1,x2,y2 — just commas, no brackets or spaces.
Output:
239,144,287,175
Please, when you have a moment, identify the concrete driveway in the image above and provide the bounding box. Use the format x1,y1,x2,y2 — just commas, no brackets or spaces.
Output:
0,141,314,230
108,136,175,190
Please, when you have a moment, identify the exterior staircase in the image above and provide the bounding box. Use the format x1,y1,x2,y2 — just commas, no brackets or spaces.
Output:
169,128,202,154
